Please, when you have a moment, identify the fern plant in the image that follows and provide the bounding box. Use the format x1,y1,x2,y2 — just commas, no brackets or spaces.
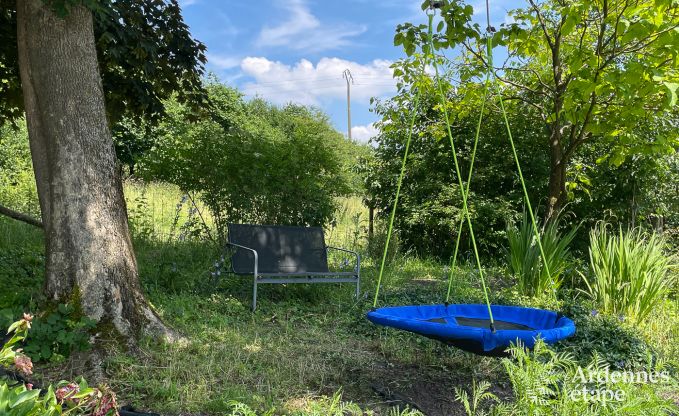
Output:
455,379,498,416
491,340,677,416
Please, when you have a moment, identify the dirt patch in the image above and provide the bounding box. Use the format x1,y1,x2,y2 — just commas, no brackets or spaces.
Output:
360,361,511,416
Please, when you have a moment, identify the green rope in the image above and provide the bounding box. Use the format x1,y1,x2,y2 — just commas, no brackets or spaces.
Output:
372,73,423,308
445,78,490,303
493,76,554,288
479,7,553,288
426,13,495,328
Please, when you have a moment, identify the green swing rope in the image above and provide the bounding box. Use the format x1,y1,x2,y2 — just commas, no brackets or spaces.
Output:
373,1,553,318
445,72,490,303
372,68,424,308
426,12,495,328
445,0,553,299
481,0,554,289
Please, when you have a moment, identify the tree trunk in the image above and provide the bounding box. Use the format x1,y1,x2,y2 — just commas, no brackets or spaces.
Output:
545,129,567,223
16,0,174,341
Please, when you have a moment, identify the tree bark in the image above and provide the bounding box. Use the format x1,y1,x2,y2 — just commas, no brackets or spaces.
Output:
545,129,567,223
15,0,174,341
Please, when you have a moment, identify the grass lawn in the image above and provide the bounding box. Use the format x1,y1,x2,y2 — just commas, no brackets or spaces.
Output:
1,181,677,415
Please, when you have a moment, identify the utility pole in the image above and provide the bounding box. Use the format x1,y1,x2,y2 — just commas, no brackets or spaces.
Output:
342,69,354,140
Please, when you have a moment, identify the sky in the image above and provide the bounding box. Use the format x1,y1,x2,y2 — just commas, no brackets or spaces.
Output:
178,0,513,143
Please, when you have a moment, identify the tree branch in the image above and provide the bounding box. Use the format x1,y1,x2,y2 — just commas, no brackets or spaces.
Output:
528,0,556,51
502,95,547,117
503,67,555,93
0,204,43,228
565,94,597,160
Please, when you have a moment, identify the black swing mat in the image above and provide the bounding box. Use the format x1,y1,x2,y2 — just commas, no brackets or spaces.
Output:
425,317,534,331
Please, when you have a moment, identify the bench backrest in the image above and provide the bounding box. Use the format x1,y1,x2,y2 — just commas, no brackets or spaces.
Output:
227,224,329,274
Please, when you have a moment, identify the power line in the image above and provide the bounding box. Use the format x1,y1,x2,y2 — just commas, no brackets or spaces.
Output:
244,76,343,86
240,74,395,88
240,85,343,94
241,81,396,92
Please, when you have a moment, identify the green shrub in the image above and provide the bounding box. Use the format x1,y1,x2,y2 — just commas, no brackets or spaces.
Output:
140,83,357,239
1,315,119,415
454,379,498,416
0,121,39,217
22,304,96,363
507,212,577,299
366,80,550,259
127,185,156,241
0,246,44,330
556,304,657,371
582,223,676,323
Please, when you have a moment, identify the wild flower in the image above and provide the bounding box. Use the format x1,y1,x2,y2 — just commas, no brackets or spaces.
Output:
90,386,118,416
55,382,80,402
14,354,33,375
2,317,121,415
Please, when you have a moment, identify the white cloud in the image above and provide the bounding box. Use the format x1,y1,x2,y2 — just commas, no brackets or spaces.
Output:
255,0,367,52
239,57,396,106
351,123,379,143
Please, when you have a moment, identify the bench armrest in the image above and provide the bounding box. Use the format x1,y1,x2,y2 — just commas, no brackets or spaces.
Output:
226,242,259,276
326,246,361,274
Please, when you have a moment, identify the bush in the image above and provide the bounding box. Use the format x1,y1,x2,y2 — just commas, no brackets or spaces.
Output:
507,212,577,299
366,81,549,259
555,305,657,371
140,83,357,239
581,223,676,323
0,315,119,415
0,245,44,330
22,304,96,363
0,121,39,216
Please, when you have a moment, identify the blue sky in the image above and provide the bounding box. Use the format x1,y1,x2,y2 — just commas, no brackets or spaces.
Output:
178,0,513,142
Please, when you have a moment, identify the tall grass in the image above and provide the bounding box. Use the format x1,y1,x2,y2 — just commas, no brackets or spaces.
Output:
507,212,577,298
582,223,676,323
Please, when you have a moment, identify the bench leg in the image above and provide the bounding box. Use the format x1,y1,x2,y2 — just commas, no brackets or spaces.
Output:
355,276,360,298
252,275,258,312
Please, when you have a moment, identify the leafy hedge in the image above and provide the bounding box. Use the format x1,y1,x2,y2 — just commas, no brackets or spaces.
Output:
139,82,363,239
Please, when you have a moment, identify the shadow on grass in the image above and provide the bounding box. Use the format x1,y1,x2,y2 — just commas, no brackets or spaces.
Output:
0,222,508,415
124,235,511,415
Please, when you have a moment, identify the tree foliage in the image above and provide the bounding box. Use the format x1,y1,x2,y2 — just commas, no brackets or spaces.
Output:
139,82,357,238
366,74,549,258
0,0,207,126
395,0,679,220
367,53,677,258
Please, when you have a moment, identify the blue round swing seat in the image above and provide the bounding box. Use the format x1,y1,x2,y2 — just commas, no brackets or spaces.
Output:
367,304,576,356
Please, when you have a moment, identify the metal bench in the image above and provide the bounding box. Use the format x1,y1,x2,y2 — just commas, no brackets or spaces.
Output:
226,223,360,311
